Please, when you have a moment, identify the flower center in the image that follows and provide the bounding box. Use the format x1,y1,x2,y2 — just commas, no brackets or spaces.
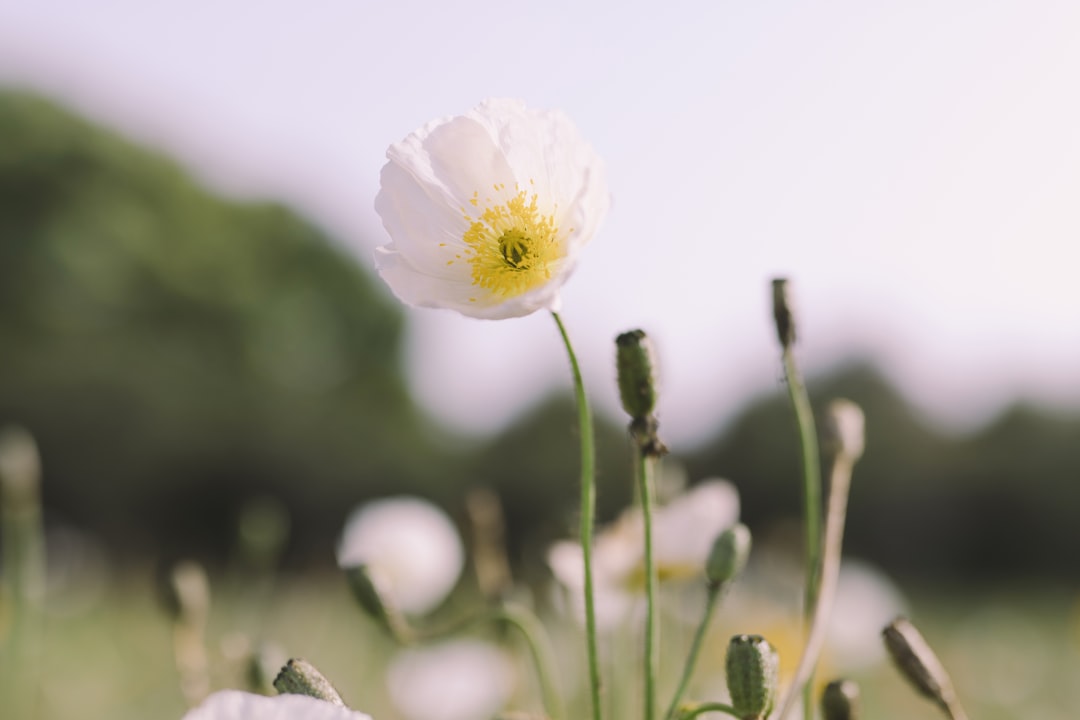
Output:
462,185,563,299
499,229,531,268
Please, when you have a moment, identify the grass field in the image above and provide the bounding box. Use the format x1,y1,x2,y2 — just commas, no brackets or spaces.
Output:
5,568,1078,720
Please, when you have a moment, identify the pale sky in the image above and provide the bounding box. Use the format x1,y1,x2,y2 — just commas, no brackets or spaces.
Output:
2,1,1078,447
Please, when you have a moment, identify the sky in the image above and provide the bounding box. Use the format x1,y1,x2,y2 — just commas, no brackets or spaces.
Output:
1,1,1078,447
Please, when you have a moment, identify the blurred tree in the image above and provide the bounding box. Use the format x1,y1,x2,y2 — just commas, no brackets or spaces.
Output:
0,90,448,562
684,362,1080,581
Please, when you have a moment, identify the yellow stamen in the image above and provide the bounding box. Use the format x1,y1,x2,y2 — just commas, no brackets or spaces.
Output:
463,188,563,299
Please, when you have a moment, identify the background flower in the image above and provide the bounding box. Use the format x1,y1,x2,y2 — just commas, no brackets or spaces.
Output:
374,98,609,319
548,479,741,627
337,496,464,615
386,640,515,720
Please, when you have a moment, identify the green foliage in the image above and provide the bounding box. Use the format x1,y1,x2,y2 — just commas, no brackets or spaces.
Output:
0,90,437,558
686,362,1080,579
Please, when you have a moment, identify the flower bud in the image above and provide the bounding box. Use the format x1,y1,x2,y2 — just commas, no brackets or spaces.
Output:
615,329,658,421
274,658,346,706
705,523,751,588
0,426,41,510
343,564,409,640
725,634,779,720
825,399,865,462
162,560,210,625
821,679,861,720
882,616,962,717
771,278,797,349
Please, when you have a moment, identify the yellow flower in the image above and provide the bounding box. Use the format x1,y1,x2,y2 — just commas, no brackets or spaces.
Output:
374,99,609,319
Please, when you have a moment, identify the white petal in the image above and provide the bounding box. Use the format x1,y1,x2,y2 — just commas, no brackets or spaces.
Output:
389,112,517,213
338,497,463,615
387,641,513,720
469,99,609,252
375,246,562,320
373,99,609,319
653,479,741,569
181,691,371,720
374,161,471,277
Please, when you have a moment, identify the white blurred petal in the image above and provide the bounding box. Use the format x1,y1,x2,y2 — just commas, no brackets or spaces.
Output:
547,479,741,627
181,691,371,720
338,496,463,615
826,560,907,671
387,640,514,720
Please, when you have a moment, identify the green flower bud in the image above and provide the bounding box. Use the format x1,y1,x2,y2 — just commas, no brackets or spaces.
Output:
615,329,658,421
771,278,796,349
821,679,861,720
882,616,964,718
343,564,409,640
273,658,346,706
825,399,866,462
706,523,752,588
725,634,779,720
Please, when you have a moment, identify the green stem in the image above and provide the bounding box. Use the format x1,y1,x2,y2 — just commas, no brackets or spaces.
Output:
495,605,566,720
663,585,721,720
780,347,822,715
636,452,658,720
773,455,855,720
552,311,602,720
676,701,741,720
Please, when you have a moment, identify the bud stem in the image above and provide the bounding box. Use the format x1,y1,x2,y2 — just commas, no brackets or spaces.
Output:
552,312,602,720
772,282,824,716
663,583,723,720
774,433,857,719
675,701,741,720
635,452,660,720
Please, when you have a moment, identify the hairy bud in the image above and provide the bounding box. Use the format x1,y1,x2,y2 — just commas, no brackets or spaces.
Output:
725,634,779,720
705,523,751,588
274,658,346,706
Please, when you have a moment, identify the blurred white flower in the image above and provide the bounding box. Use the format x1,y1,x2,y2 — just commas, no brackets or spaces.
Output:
548,479,740,627
181,690,371,720
826,560,907,672
387,640,514,720
374,98,609,319
337,496,464,615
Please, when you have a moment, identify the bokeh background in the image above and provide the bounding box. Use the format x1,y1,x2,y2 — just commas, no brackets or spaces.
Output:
1,2,1079,719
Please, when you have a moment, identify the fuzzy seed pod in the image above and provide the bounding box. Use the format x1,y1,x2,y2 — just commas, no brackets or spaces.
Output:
725,634,779,720
705,523,752,588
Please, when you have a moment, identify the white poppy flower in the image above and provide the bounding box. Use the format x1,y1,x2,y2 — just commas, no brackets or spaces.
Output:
181,690,372,720
337,496,464,615
374,98,609,319
387,640,514,720
548,479,741,627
